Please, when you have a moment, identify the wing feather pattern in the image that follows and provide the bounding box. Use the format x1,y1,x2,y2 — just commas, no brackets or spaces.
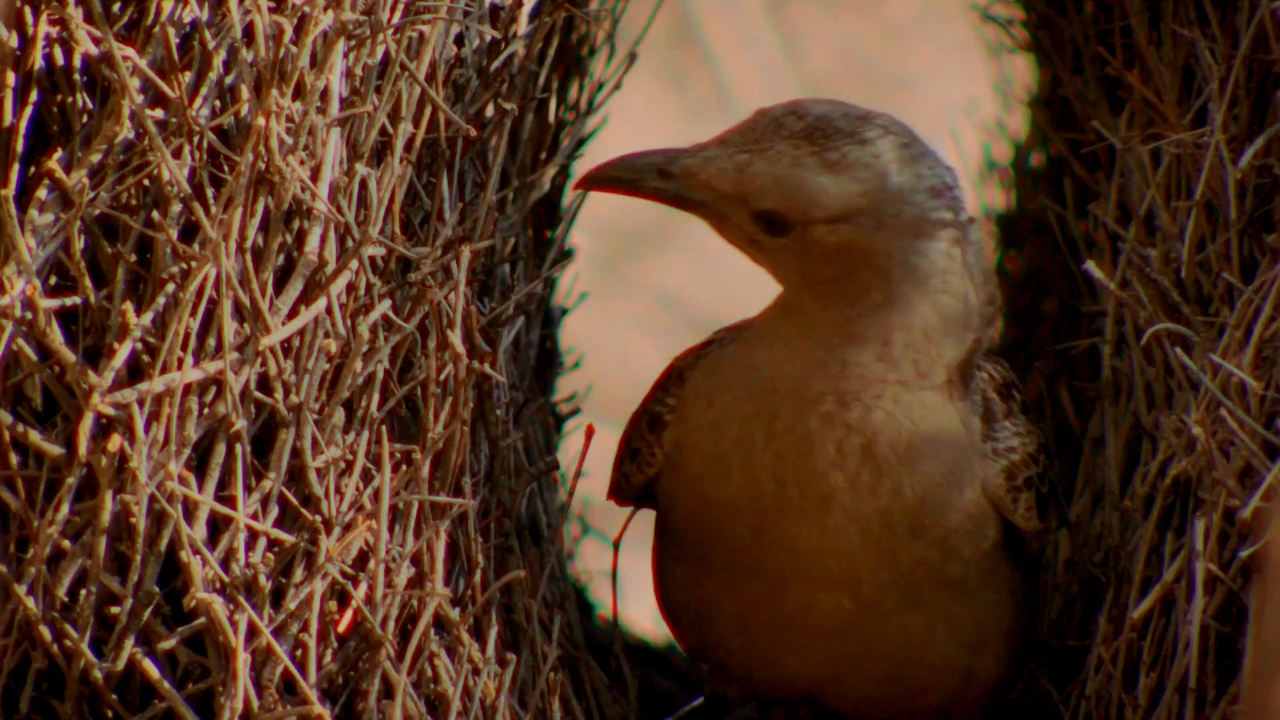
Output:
972,353,1048,548
608,319,754,509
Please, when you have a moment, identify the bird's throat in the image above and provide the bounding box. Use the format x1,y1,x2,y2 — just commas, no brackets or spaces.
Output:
764,287,978,386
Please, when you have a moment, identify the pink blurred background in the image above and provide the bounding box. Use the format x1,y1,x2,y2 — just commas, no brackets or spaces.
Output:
559,0,1030,644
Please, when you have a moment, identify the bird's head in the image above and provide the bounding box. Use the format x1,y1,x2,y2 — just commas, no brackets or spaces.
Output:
574,99,976,305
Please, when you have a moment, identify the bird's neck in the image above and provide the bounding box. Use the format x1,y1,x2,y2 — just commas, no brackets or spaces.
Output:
768,267,990,381
777,285,972,339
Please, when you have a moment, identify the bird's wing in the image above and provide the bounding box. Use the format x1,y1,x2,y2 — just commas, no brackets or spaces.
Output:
971,352,1048,548
608,319,754,509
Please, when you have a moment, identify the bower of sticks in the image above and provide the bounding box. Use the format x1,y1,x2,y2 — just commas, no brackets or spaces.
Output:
0,1,637,717
985,1,1280,718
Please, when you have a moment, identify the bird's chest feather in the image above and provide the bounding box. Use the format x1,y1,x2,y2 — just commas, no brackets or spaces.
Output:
658,332,995,559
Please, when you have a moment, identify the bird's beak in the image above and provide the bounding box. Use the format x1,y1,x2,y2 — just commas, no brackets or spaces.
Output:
573,148,707,213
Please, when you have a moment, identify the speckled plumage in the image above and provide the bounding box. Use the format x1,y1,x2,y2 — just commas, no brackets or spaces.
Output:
579,98,1047,720
971,352,1047,546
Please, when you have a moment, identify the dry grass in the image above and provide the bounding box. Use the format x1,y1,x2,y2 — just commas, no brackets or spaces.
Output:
979,1,1280,717
0,0,640,717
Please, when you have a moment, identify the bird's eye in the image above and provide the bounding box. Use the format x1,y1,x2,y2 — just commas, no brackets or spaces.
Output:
750,210,794,238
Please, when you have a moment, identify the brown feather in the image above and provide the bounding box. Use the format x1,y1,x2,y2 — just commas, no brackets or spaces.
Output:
608,319,754,509
970,352,1048,548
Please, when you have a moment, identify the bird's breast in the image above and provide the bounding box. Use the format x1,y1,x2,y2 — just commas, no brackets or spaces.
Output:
660,334,992,552
650,331,1025,717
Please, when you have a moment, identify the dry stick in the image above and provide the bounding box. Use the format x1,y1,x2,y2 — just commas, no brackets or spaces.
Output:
609,507,641,718
562,423,595,514
131,649,201,720
1186,517,1207,719
1243,500,1280,720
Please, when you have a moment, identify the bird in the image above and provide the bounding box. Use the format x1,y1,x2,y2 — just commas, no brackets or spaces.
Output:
574,98,1046,720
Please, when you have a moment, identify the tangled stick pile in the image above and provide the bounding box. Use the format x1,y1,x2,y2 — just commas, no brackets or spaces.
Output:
983,2,1280,717
0,1,636,717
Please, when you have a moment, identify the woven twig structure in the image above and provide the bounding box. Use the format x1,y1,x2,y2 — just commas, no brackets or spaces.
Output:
0,1,635,717
986,2,1280,717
